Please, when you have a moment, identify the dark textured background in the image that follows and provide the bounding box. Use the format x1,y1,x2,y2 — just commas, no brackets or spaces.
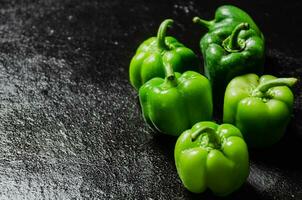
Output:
0,0,301,199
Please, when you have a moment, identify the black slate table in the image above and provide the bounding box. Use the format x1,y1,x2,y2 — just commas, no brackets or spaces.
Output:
0,1,302,199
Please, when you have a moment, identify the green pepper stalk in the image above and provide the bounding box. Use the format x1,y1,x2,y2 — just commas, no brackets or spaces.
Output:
222,23,249,52
251,78,297,97
157,19,173,50
192,17,214,30
139,61,212,136
129,19,200,90
191,127,221,150
175,121,249,196
223,74,297,148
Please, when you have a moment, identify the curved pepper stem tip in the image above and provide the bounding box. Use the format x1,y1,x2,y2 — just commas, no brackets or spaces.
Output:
157,19,174,50
191,127,216,141
192,16,213,29
191,126,220,149
255,77,298,94
223,22,250,52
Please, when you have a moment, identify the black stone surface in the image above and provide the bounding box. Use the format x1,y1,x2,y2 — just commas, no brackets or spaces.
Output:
0,0,301,199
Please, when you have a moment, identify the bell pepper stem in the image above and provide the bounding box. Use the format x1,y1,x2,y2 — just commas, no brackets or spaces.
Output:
163,62,177,86
157,19,173,50
223,23,249,51
193,17,214,29
253,78,298,94
164,62,175,79
191,127,220,149
157,19,177,85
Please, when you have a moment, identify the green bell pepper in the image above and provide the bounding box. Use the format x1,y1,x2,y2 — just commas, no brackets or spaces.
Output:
194,22,265,103
223,74,297,148
139,62,212,136
175,121,249,196
129,19,200,90
193,5,263,39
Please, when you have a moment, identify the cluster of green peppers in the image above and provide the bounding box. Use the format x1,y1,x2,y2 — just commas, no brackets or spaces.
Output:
129,5,297,197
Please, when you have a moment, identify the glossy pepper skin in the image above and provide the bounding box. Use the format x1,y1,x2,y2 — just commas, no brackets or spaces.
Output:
175,121,249,196
194,22,265,103
193,5,263,39
129,19,200,90
223,74,297,148
139,62,212,136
